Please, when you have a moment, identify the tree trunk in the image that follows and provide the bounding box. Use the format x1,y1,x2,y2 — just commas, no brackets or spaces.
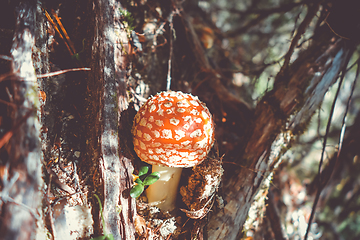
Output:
1,0,359,239
84,0,136,238
0,1,42,239
206,36,353,240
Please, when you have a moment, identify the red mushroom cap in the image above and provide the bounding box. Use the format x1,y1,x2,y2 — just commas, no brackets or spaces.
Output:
132,91,215,168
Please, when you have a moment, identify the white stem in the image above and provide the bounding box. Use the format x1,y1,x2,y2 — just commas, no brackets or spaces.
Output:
145,165,182,212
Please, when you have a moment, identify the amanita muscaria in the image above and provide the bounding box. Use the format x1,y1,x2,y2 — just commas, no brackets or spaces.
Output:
132,91,215,212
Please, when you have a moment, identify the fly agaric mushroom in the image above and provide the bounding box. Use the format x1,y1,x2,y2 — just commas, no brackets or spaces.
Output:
132,91,215,212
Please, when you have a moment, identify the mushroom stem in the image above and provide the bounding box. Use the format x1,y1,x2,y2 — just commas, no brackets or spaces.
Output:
145,165,182,212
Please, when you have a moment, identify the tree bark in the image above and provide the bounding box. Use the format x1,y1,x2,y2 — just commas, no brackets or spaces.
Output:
0,1,42,239
206,14,353,240
1,0,359,239
84,0,136,239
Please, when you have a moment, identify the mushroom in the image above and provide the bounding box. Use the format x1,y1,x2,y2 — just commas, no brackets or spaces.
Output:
132,91,215,212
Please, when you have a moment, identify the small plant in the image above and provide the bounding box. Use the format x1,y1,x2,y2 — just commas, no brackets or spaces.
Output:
90,194,114,240
130,166,160,198
71,38,86,62
119,9,135,37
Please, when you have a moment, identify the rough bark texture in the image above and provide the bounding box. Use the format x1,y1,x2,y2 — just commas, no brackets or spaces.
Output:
1,0,359,239
85,0,136,239
206,10,354,240
0,1,42,239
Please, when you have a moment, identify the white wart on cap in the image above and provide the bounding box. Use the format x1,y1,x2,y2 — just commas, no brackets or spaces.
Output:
132,91,215,168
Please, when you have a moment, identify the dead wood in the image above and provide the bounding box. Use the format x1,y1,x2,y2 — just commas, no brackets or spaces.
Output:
83,0,136,239
206,21,354,240
266,190,286,240
1,0,360,239
0,1,42,239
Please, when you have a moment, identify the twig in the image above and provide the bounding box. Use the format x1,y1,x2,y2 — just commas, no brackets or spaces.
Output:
152,22,166,51
0,172,38,219
43,8,74,56
322,12,350,40
166,12,174,91
304,46,353,240
0,109,34,149
0,98,32,110
218,0,310,16
224,0,311,38
337,59,360,157
0,55,13,61
51,9,77,54
180,193,216,219
0,72,16,83
278,2,320,77
166,3,181,91
47,173,56,240
36,67,91,78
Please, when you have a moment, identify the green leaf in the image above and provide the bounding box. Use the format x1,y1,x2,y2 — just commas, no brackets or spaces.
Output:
143,172,160,185
71,53,80,61
105,234,115,240
89,236,107,240
138,166,149,177
135,178,143,184
94,194,106,233
130,184,144,198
